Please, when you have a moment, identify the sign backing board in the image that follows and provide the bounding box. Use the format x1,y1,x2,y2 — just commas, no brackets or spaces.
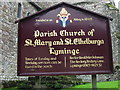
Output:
17,2,113,76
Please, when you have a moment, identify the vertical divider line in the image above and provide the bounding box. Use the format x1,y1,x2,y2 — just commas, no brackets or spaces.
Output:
64,57,67,67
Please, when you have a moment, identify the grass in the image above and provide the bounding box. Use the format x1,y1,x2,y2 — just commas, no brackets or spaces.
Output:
61,81,120,90
2,81,120,90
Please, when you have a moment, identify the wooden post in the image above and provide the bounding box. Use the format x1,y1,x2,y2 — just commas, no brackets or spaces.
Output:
39,76,42,88
92,74,97,90
34,76,42,88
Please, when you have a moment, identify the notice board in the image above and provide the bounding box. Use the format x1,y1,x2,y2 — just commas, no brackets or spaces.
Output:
17,2,113,76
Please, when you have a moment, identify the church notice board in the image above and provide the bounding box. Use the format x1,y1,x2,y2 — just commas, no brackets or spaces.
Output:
17,2,113,76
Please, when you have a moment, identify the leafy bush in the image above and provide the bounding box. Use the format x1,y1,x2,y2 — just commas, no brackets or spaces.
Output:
32,75,83,89
2,76,83,89
2,81,17,88
17,80,34,89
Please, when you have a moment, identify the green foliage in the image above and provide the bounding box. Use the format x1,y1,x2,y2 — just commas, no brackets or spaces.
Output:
17,80,34,89
116,32,120,39
61,81,120,90
32,75,82,89
106,3,118,10
2,76,83,89
2,80,120,90
2,81,17,88
2,87,18,90
2,80,35,89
